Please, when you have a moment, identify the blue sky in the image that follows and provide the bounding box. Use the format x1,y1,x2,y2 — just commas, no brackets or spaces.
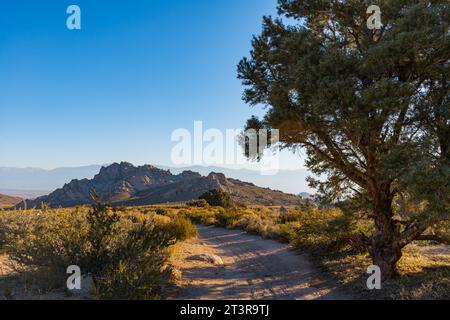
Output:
0,0,306,170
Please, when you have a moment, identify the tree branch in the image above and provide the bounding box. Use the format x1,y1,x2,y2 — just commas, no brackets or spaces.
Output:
416,234,448,244
399,222,428,248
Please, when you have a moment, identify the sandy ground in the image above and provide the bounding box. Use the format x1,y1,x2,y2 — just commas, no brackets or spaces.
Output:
172,225,351,300
2,227,447,300
407,243,450,257
0,254,13,277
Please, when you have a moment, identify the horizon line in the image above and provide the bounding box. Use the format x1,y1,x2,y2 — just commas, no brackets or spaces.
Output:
0,162,308,172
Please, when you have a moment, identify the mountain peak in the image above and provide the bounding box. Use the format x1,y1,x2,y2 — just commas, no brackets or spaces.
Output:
179,170,202,179
95,162,149,181
207,172,228,185
22,162,306,208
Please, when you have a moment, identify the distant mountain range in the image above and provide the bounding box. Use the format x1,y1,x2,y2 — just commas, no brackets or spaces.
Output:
0,165,102,196
0,189,48,200
160,165,312,195
20,162,306,208
0,164,313,198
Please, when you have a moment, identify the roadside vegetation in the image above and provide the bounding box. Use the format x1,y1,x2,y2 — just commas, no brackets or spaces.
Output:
0,190,448,300
237,0,449,281
0,201,196,300
177,194,450,300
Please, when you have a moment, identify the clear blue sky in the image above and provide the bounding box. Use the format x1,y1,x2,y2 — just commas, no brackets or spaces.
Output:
0,0,305,170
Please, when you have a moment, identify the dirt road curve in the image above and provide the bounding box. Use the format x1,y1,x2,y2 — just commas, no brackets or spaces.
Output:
172,225,351,300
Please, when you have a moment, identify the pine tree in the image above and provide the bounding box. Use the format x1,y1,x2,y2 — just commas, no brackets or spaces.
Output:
238,0,449,279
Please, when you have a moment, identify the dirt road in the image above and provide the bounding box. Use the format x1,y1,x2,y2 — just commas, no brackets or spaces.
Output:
172,225,351,300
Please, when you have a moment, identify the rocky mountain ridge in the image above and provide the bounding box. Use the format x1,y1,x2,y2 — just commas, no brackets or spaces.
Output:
23,162,305,208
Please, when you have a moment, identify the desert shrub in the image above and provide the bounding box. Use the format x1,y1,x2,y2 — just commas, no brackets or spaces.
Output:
233,201,248,210
0,228,4,250
155,208,169,216
199,189,233,208
180,204,371,254
432,220,450,244
262,224,281,240
151,214,172,225
203,216,218,225
278,209,306,224
291,209,341,249
0,212,20,249
215,210,244,227
277,222,301,243
164,215,198,241
3,203,181,299
4,208,89,272
289,208,371,253
235,214,263,234
183,209,216,225
234,213,280,239
186,199,209,208
94,220,176,299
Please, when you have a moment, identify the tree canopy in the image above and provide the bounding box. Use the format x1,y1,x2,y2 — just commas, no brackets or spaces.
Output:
238,0,449,279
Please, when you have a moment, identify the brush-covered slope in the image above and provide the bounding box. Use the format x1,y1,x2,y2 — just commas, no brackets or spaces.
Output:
0,194,23,208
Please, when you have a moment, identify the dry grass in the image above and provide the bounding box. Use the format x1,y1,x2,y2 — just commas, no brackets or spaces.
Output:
0,205,197,300
1,204,448,300
174,204,449,300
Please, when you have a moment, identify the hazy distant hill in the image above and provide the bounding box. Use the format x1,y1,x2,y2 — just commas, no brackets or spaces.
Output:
0,194,23,209
0,165,102,191
161,165,312,194
299,192,313,199
0,189,50,199
23,162,306,208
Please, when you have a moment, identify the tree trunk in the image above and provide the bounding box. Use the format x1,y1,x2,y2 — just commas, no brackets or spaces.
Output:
369,184,402,280
371,221,403,280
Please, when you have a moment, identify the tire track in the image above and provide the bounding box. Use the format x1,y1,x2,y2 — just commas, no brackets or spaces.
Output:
173,225,351,300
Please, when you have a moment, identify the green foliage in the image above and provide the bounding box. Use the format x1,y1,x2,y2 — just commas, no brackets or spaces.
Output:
199,189,233,208
181,208,218,225
433,220,450,244
2,203,447,300
237,0,450,277
277,222,301,243
164,215,198,241
278,209,306,224
83,202,121,276
0,203,197,299
186,199,209,208
288,208,371,254
155,208,169,216
181,204,368,250
215,210,244,228
94,219,177,300
2,208,90,275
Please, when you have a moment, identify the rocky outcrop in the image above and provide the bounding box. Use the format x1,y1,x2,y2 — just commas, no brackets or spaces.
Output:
191,254,224,265
23,162,305,208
